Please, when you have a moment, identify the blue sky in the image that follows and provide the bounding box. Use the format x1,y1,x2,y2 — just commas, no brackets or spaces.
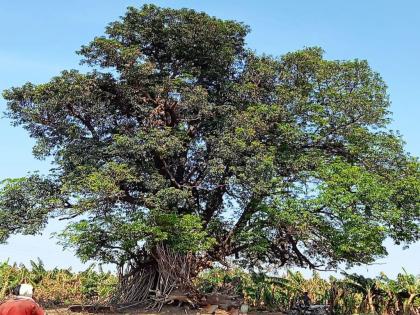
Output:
0,0,419,277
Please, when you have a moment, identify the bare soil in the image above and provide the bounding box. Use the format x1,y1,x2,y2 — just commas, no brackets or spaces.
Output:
46,306,286,315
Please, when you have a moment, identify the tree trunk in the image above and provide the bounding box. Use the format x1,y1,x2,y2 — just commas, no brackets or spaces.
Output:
111,245,201,310
403,293,417,315
366,290,375,314
111,263,158,306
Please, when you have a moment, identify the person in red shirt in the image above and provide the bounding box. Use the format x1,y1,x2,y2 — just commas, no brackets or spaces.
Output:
0,284,44,315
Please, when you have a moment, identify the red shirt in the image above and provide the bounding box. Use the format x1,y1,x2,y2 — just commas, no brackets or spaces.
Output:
0,298,44,315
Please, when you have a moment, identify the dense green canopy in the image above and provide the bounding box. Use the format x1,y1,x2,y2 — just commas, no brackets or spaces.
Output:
1,5,419,271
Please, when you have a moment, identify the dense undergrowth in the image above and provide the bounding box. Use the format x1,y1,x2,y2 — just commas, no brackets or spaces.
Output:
197,268,419,314
0,259,418,314
0,259,116,307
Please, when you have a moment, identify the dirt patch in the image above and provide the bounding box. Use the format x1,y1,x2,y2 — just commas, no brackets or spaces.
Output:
46,306,286,315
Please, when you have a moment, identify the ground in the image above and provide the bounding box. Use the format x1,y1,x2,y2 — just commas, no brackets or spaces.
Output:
46,306,286,315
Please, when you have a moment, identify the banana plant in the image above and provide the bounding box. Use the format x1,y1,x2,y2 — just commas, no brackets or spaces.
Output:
394,269,419,315
342,272,383,314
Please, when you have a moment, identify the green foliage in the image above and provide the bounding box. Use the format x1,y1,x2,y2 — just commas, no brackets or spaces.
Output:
197,268,419,314
0,259,116,306
0,176,58,242
196,269,329,311
0,4,418,271
0,259,417,314
58,212,214,265
154,213,216,253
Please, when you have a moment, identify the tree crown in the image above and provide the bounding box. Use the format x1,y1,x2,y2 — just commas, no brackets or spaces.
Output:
1,5,419,270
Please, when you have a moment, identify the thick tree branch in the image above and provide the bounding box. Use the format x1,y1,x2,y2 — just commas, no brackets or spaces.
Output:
153,153,182,189
65,104,98,139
